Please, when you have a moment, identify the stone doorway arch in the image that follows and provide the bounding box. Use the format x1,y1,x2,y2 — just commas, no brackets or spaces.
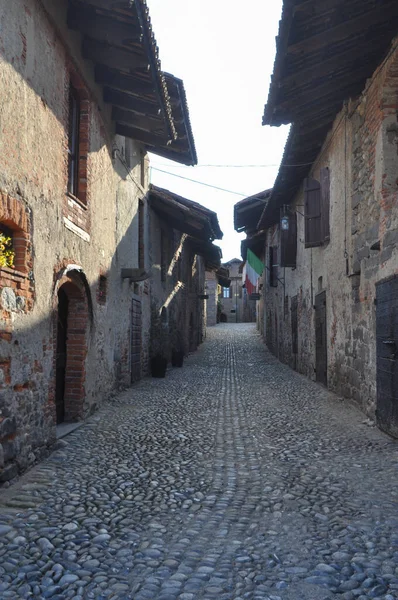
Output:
54,270,89,424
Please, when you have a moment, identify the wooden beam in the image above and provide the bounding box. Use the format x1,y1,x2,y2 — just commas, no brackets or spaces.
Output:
278,63,372,115
95,65,154,95
116,123,170,145
82,38,149,72
289,4,398,55
104,87,160,117
68,6,142,46
112,106,165,134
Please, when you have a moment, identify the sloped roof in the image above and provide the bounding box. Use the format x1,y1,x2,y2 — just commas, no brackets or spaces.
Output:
187,238,222,270
234,190,271,233
261,0,398,226
216,266,231,288
160,74,197,166
241,230,267,260
149,185,223,241
68,0,196,165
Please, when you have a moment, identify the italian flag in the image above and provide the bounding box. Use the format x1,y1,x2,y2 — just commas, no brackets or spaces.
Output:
245,248,264,295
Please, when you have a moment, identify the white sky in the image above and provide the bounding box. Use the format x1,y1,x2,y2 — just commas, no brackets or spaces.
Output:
147,0,289,262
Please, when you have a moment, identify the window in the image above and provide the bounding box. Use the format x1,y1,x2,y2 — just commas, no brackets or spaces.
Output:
68,85,80,197
97,275,107,305
280,210,297,268
269,246,278,287
223,287,231,298
304,167,330,248
0,224,15,269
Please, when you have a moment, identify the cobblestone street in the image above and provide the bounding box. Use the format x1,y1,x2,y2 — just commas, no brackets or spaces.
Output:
1,324,398,600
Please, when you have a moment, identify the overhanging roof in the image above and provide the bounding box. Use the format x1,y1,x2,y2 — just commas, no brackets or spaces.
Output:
261,0,398,226
187,238,222,270
149,185,223,241
264,0,398,128
160,74,197,166
216,267,231,288
68,0,197,165
241,230,267,260
234,190,271,233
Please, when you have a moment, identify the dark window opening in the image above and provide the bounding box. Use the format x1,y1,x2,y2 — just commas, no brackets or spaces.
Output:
97,275,107,305
269,245,278,287
68,85,81,197
304,168,330,248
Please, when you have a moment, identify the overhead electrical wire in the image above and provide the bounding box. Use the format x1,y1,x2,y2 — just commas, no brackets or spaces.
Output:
150,167,249,196
151,162,315,169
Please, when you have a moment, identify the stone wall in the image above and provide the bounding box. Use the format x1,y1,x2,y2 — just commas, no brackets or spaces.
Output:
205,270,218,326
148,213,206,363
0,0,150,483
262,40,398,421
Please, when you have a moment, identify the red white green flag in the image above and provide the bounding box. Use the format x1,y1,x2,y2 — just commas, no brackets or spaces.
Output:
245,248,264,295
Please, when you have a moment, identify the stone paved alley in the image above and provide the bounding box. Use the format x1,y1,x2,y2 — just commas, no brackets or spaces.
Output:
1,324,398,600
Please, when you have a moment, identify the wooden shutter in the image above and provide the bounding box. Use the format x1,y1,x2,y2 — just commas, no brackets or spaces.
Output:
304,178,322,248
280,212,297,268
269,245,278,287
320,167,330,242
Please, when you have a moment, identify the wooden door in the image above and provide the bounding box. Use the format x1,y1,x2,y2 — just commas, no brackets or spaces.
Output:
130,298,142,383
315,291,327,386
376,276,398,437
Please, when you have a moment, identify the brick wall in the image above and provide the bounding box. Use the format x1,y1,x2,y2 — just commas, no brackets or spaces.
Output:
0,0,150,483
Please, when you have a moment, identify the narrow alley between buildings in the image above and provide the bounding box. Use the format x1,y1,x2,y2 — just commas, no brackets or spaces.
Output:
1,324,398,600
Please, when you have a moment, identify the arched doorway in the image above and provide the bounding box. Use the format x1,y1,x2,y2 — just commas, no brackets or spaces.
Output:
55,274,89,424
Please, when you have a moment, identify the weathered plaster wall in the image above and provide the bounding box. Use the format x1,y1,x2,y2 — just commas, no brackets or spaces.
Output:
262,41,398,420
0,0,149,482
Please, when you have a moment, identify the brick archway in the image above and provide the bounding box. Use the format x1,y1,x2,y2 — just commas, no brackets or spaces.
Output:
54,271,88,424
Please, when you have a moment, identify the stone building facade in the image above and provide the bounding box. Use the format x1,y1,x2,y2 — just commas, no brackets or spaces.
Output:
205,267,231,327
0,0,197,482
238,1,398,437
219,259,255,324
148,186,223,361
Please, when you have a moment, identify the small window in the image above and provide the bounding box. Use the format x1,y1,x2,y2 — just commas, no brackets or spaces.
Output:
304,168,330,248
269,246,278,287
68,85,80,197
223,287,231,298
97,275,107,305
0,224,15,269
